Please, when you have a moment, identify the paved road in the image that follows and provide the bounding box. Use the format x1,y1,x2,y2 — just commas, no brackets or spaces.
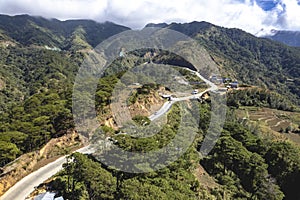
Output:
149,101,174,121
1,69,218,200
0,146,94,200
149,70,218,121
148,90,208,121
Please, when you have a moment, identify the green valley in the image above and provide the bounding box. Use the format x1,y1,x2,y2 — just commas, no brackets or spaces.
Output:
0,15,300,200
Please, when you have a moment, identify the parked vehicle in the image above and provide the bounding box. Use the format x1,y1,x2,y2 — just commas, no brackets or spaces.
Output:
192,89,198,94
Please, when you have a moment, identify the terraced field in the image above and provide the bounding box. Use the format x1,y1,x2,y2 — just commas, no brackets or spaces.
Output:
236,107,300,145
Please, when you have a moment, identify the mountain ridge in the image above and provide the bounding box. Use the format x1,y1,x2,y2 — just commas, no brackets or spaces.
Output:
265,30,300,47
146,21,300,105
1,14,300,200
147,21,300,47
0,14,130,49
1,15,300,105
1,15,300,98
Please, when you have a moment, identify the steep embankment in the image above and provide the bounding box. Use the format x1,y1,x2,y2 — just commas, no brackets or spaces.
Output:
0,131,83,196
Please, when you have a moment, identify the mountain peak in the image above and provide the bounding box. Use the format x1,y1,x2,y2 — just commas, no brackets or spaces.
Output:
0,14,130,48
264,30,300,47
145,23,168,28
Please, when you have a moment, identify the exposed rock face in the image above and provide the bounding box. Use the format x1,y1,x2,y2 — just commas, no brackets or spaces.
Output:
128,89,165,117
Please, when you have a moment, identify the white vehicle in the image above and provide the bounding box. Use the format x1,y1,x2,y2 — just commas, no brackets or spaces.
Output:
192,89,198,94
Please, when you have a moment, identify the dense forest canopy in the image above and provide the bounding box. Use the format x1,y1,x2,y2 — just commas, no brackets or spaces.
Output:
0,15,300,199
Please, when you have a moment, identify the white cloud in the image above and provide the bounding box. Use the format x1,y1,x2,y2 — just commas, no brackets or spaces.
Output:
0,0,299,35
279,0,300,29
0,0,108,19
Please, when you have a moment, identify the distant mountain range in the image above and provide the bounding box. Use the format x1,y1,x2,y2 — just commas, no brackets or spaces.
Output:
147,21,300,102
0,15,299,105
265,30,300,47
0,14,129,50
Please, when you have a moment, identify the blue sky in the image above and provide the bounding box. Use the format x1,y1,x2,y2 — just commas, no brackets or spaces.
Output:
0,0,299,35
255,0,280,10
256,0,300,10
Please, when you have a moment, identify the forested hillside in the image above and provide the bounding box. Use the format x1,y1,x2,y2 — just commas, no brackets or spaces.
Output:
147,21,300,105
1,15,300,200
0,14,129,49
0,15,129,166
0,47,81,166
48,102,300,199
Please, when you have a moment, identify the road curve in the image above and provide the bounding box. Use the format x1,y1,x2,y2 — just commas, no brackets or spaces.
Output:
149,101,174,121
0,146,94,200
149,70,218,121
1,70,218,200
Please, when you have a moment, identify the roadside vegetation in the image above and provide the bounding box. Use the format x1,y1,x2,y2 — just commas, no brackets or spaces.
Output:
2,16,300,200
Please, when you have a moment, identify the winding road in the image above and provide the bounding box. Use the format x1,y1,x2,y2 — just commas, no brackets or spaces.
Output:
149,71,218,121
0,146,95,200
0,70,218,200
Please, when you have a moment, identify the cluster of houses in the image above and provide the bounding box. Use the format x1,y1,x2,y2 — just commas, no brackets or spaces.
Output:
210,74,239,89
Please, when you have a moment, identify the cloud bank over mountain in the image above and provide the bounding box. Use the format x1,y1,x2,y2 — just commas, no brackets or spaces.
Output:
0,0,299,35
